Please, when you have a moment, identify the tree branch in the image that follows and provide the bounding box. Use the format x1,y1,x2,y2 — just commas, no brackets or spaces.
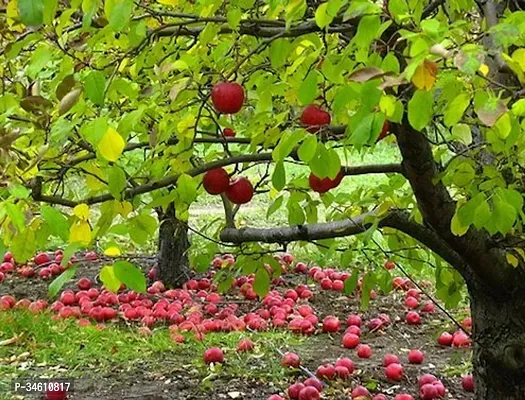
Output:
220,209,467,273
392,121,514,289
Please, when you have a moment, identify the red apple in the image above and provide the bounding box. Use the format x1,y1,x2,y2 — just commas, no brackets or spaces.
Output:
300,105,331,133
304,377,323,392
203,168,230,195
334,365,350,379
45,386,68,400
267,396,284,400
320,278,332,290
384,260,395,270
452,331,471,347
316,363,336,380
405,311,421,325
404,296,419,309
347,314,362,327
34,252,51,265
332,279,344,291
373,395,387,400
335,357,355,373
437,332,453,346
298,386,320,400
461,375,474,392
342,333,360,349
19,266,35,278
211,82,245,114
77,277,92,290
383,354,399,367
322,316,340,333
223,127,236,137
226,177,253,204
288,383,305,400
385,363,403,381
351,386,370,399
39,267,52,279
418,374,438,388
0,262,14,272
421,301,435,313
309,171,343,193
203,347,224,364
408,349,424,364
394,395,414,400
420,384,439,400
237,338,255,352
357,344,372,359
281,351,300,368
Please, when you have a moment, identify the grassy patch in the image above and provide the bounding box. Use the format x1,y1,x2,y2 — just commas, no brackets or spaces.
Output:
0,310,304,397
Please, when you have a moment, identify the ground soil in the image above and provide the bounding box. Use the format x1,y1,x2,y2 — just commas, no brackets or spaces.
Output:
0,257,473,400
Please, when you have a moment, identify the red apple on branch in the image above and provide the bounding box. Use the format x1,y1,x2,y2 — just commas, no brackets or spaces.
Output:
203,168,230,195
226,177,254,204
300,105,331,133
211,82,245,114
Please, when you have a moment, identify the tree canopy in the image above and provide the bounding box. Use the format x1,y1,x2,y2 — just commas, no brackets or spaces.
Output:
1,0,525,306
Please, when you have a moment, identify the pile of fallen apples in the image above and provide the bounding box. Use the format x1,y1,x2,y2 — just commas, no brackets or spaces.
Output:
0,250,474,399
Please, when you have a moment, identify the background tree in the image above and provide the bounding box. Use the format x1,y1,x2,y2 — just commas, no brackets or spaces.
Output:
2,0,525,398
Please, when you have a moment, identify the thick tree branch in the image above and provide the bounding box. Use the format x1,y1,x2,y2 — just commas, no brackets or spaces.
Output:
220,209,467,273
154,17,357,39
392,121,514,289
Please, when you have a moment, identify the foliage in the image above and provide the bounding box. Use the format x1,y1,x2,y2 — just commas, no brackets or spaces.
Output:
1,0,525,308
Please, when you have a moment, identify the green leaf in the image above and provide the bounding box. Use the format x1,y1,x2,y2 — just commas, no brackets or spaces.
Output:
457,193,485,226
11,228,37,263
408,89,434,131
344,271,359,295
108,165,127,200
5,203,25,232
511,99,525,116
113,260,146,293
451,124,472,145
298,71,319,106
272,161,286,191
298,135,318,162
82,0,100,28
226,7,242,29
443,92,471,127
177,174,198,204
272,130,305,162
61,243,81,267
473,199,491,229
104,0,133,31
270,39,292,69
48,266,77,298
267,196,284,218
360,272,376,311
253,267,270,298
84,71,106,106
18,0,44,26
326,148,342,179
100,265,121,293
217,274,234,293
43,0,58,25
27,45,52,79
315,3,332,28
452,163,475,187
493,200,517,235
41,205,69,241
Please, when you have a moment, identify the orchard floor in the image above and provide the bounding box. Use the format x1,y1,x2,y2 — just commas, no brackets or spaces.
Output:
0,257,473,400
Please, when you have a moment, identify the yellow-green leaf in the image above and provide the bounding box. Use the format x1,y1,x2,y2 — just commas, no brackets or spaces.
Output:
69,221,91,245
104,246,121,257
506,252,519,267
73,204,90,221
100,265,121,292
411,59,438,90
98,127,125,162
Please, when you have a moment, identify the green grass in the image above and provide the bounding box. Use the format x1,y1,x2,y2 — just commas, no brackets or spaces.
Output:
0,311,304,398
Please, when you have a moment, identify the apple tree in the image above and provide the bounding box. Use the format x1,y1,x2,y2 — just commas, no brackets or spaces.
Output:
2,0,525,398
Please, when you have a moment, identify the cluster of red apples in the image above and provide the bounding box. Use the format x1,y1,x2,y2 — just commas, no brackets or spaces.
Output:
0,250,97,283
207,82,390,198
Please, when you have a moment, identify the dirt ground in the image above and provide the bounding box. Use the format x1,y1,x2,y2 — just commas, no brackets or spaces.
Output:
0,256,473,400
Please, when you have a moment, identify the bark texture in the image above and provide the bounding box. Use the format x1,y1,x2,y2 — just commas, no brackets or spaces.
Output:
156,203,190,288
469,283,525,399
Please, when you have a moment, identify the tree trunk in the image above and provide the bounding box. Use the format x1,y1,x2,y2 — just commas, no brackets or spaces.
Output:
156,202,190,288
469,282,525,399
